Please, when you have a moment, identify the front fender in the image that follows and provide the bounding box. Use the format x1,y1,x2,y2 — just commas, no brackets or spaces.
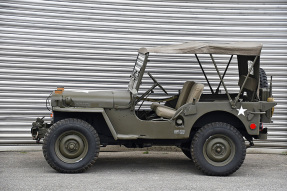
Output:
52,107,118,140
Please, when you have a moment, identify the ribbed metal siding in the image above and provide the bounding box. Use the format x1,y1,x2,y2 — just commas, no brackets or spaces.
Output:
0,0,286,148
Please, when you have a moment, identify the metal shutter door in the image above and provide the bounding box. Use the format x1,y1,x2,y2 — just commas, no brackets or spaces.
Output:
0,0,286,149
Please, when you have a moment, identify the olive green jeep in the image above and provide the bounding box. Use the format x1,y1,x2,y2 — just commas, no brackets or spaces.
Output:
31,41,276,176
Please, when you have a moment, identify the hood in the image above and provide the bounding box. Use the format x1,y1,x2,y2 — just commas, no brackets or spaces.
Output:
51,89,131,109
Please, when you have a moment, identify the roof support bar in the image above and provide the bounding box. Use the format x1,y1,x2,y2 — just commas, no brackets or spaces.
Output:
195,54,214,94
210,54,235,108
234,55,259,106
215,55,233,94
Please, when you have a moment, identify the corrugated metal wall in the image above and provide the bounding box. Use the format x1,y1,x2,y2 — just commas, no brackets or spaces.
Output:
0,0,286,148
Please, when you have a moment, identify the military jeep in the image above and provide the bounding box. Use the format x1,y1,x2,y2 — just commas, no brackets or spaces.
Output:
31,41,276,176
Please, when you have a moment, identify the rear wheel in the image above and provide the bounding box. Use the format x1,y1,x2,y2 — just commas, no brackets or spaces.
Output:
191,122,246,176
43,118,100,173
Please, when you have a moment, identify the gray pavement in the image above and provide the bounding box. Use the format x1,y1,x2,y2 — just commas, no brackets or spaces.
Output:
0,150,287,191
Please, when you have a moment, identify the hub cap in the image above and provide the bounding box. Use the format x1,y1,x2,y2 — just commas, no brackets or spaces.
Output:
55,130,88,163
203,134,235,166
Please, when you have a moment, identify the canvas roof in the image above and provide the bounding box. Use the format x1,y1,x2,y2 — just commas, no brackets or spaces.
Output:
139,41,262,56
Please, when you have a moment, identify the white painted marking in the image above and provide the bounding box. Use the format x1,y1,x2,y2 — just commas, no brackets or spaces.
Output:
237,106,247,116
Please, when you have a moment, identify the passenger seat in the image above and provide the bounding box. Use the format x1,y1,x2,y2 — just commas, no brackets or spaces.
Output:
151,81,204,119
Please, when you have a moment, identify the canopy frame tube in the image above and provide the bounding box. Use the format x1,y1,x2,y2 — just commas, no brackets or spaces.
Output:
215,55,233,94
195,54,214,94
210,54,235,108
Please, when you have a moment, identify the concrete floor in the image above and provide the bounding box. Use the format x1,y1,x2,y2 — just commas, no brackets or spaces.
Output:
0,150,286,191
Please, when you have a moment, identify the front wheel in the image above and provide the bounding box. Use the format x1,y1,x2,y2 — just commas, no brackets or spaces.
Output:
43,118,100,173
191,122,246,176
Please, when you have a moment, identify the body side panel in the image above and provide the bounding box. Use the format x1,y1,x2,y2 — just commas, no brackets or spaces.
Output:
105,101,262,140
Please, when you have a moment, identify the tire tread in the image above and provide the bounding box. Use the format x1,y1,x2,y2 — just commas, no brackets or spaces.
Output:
191,122,246,176
43,118,100,173
259,68,268,88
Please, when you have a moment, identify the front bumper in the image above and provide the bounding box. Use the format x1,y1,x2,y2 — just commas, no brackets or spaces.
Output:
31,117,51,142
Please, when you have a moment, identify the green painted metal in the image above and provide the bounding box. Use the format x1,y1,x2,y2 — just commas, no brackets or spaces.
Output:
55,130,89,164
203,134,235,167
32,42,276,146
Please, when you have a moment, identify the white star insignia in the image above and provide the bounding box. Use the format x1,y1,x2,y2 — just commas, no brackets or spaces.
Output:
237,106,247,116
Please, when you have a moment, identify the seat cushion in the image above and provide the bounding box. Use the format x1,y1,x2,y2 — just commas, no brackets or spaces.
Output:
151,103,176,118
150,102,160,110
175,81,195,109
186,83,204,103
155,105,176,119
150,82,204,119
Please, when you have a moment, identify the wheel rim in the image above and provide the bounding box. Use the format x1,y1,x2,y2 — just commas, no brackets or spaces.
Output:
203,134,235,166
55,130,88,163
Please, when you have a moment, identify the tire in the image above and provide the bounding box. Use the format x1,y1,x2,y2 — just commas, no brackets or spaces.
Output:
181,141,192,160
43,118,100,173
191,122,246,176
259,68,268,88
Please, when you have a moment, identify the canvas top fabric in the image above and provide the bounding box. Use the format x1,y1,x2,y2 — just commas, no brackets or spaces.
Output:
139,41,263,56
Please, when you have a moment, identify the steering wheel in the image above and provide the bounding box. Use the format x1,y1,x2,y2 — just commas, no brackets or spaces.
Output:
147,72,168,95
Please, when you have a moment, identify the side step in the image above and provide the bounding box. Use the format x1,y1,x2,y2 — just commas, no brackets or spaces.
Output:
117,134,139,140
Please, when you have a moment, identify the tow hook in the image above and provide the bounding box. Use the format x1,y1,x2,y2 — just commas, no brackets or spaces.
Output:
248,140,254,147
31,117,49,143
245,135,254,148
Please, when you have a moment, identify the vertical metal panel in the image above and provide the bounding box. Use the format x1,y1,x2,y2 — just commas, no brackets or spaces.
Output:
0,0,286,148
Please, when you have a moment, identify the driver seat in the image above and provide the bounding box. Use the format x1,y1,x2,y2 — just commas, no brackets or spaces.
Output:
151,81,204,119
